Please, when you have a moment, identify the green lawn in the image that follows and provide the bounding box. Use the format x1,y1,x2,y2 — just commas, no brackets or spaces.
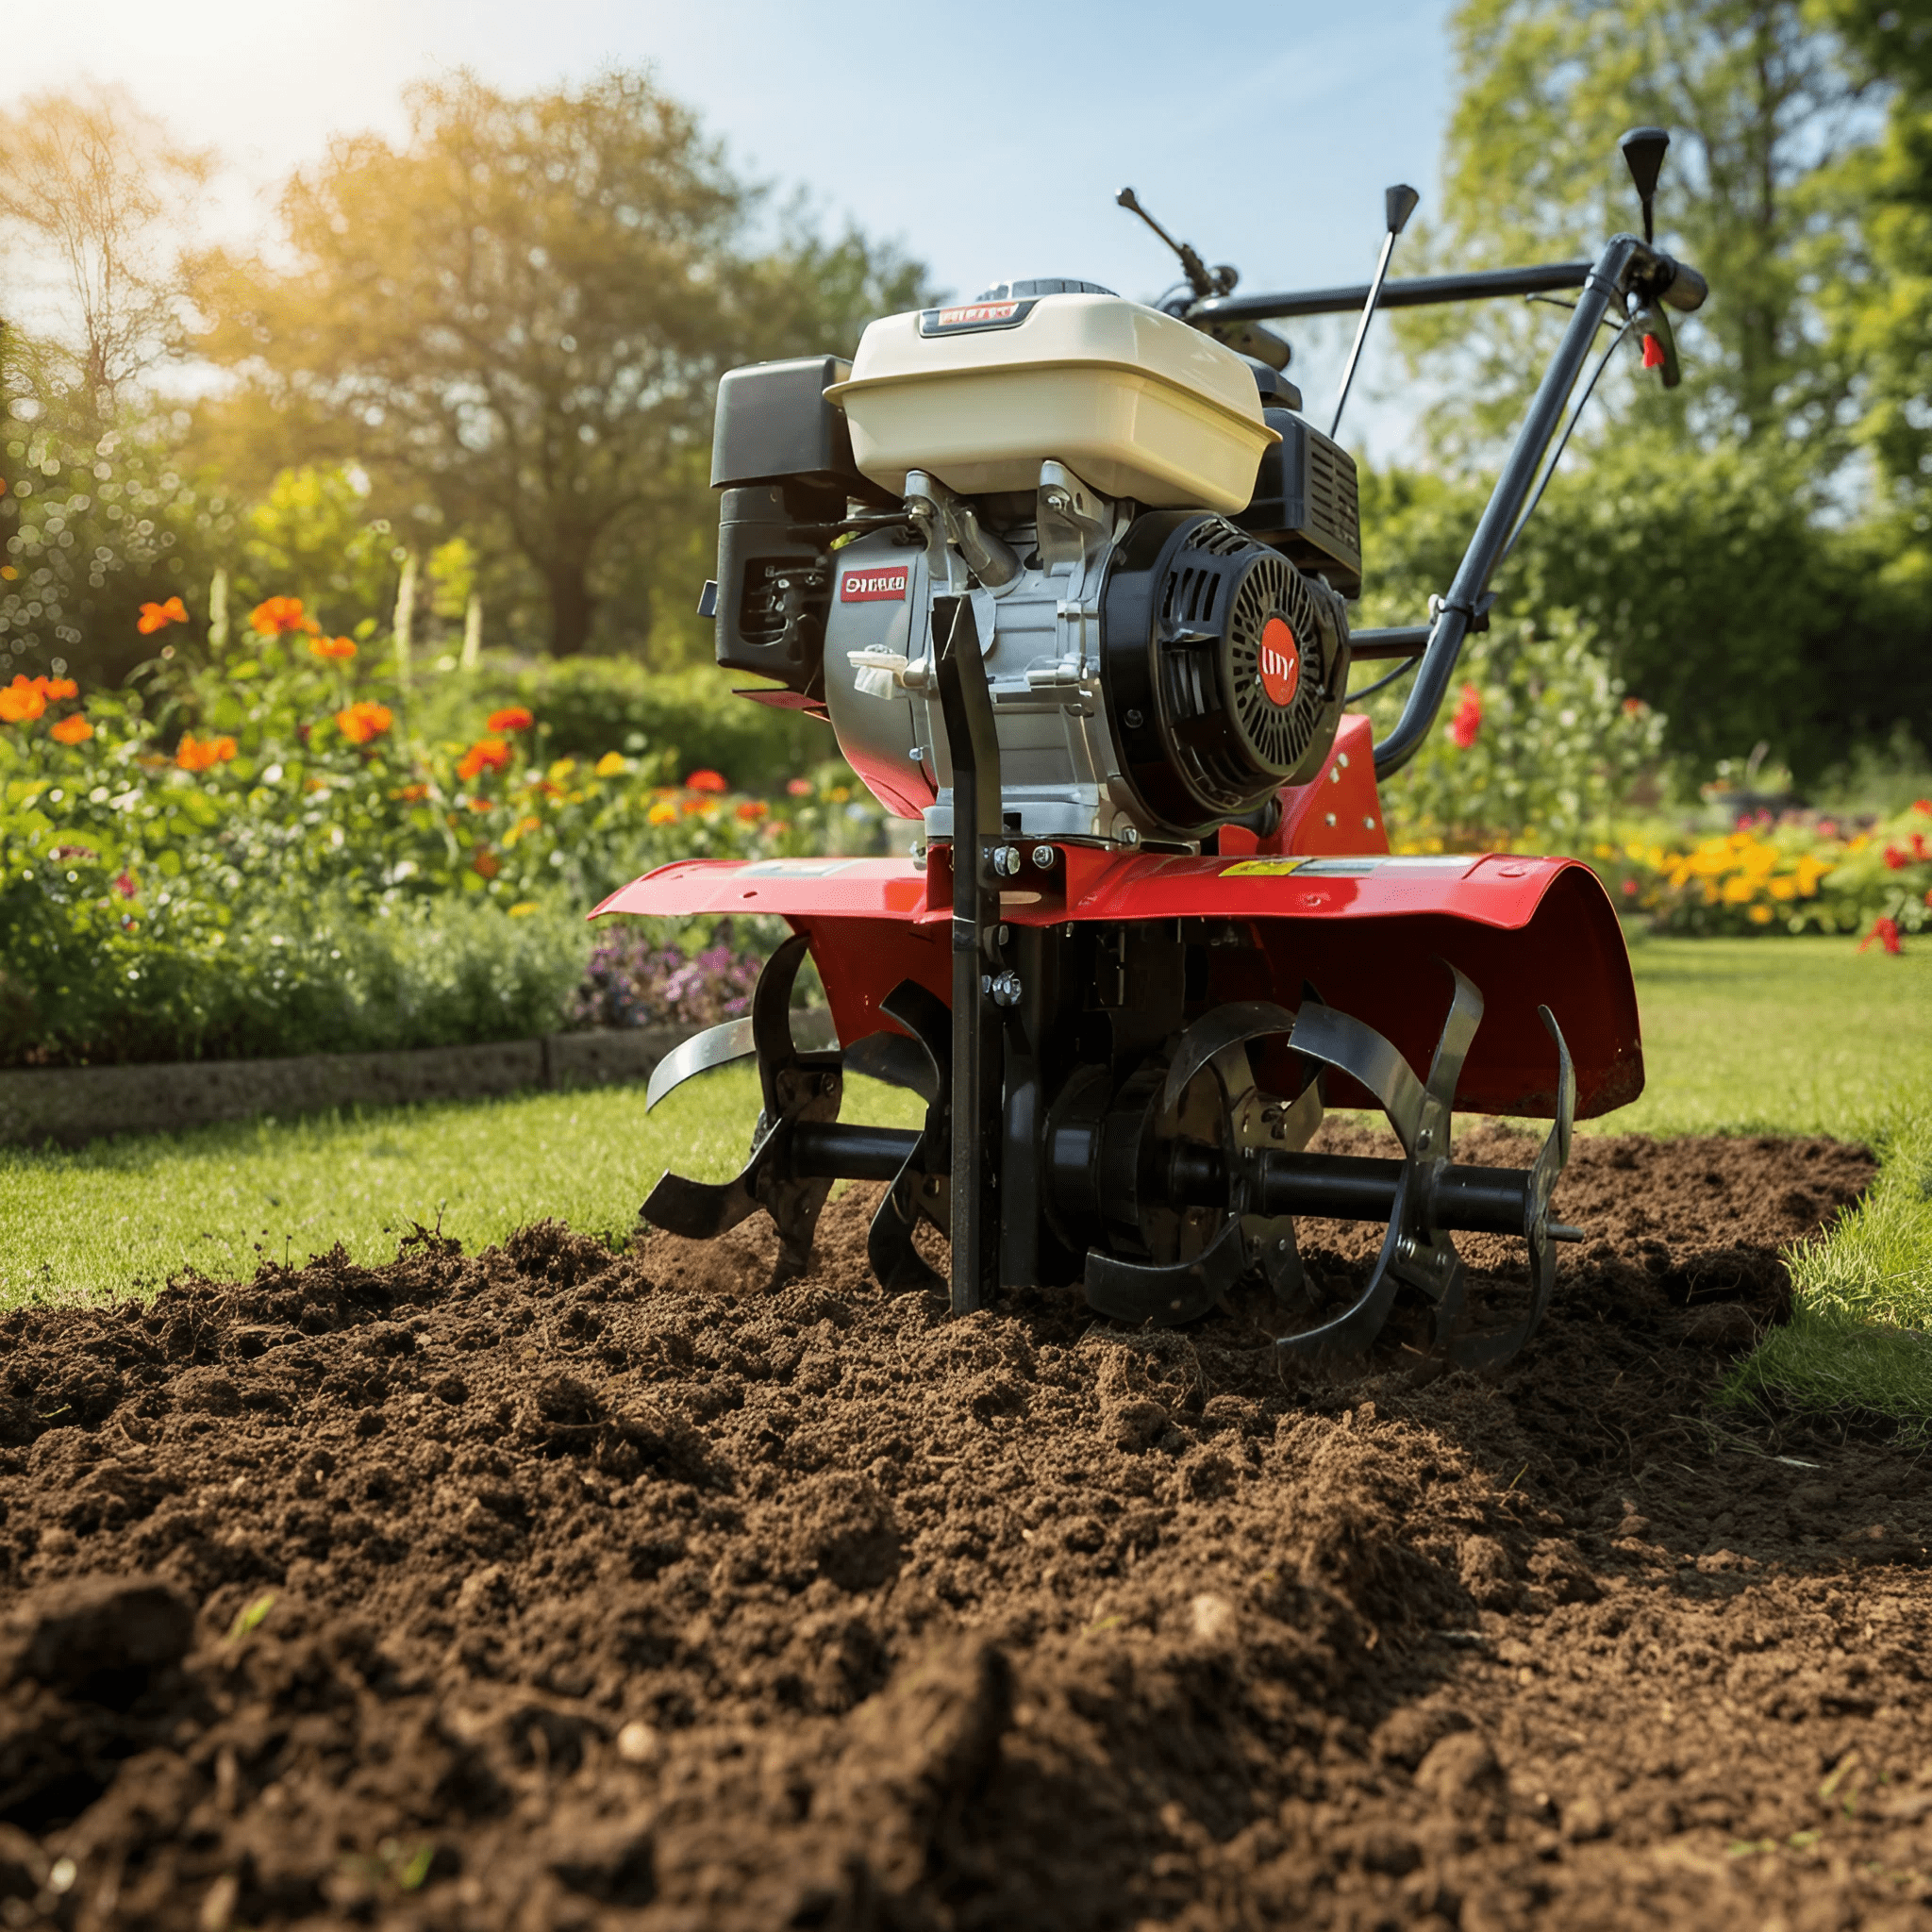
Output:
2,936,1925,1309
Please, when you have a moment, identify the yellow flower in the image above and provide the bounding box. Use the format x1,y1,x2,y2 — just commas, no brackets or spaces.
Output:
647,800,678,824
1720,875,1757,905
508,901,539,917
548,758,577,781
1747,904,1774,924
1767,876,1797,901
595,752,626,777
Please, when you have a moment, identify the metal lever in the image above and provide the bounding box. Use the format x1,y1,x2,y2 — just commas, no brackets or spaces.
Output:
1330,183,1420,441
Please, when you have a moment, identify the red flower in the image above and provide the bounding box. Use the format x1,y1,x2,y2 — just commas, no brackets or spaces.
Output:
0,675,47,724
138,596,188,635
249,595,317,637
336,701,393,745
685,768,728,793
1913,800,1931,816
458,738,512,782
472,846,500,880
112,869,137,899
786,776,814,797
1448,684,1482,750
1620,877,1638,896
486,707,534,733
735,798,769,822
1858,916,1903,956
1884,844,1909,871
175,732,238,772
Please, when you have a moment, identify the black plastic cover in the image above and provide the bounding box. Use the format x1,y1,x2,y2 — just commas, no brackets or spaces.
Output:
1237,409,1363,599
714,484,831,698
709,356,887,508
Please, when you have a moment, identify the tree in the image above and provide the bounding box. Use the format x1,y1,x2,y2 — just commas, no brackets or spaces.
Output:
191,70,929,658
1815,0,1932,532
0,84,213,419
1404,0,1874,455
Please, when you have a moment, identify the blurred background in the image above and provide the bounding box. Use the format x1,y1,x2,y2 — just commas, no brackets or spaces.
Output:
2,0,1929,1075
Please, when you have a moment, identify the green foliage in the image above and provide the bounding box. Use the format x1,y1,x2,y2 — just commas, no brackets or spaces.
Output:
236,466,402,633
1359,441,1932,783
0,630,885,1065
0,375,230,690
1370,610,1666,850
417,654,840,784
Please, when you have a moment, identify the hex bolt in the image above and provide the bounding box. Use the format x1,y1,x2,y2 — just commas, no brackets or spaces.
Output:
992,845,1022,876
1031,844,1057,870
1120,826,1141,847
989,971,1024,1008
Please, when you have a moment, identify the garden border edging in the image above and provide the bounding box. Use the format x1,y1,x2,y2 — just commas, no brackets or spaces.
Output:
0,1027,687,1149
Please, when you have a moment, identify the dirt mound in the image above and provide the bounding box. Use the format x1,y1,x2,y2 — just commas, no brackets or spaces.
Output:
3,1130,1928,1929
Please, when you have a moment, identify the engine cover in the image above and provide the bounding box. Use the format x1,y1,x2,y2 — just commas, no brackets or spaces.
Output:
1100,511,1350,837
822,467,1352,848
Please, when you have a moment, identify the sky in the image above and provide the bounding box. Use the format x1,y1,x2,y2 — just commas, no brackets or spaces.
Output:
3,0,1469,457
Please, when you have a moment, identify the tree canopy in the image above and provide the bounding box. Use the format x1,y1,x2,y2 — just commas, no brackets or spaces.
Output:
189,70,929,658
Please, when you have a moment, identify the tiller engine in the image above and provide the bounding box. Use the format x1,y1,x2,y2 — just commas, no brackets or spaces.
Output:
598,131,1707,1369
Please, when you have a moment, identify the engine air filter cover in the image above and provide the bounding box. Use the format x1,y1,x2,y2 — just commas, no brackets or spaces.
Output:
1101,511,1351,839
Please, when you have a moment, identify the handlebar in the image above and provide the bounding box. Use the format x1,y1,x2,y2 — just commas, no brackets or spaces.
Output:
1365,232,1707,780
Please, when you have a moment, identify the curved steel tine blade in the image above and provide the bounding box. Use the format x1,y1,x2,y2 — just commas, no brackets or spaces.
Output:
644,1006,843,1113
642,1166,761,1241
844,1030,940,1100
868,978,953,1292
1085,1216,1246,1327
752,931,817,1118
1289,1005,1426,1151
1158,1000,1299,1118
1274,1175,1413,1365
1424,962,1484,1112
1445,1007,1576,1371
646,1017,757,1113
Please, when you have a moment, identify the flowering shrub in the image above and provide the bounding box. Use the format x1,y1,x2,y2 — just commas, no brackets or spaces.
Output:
1595,801,1932,946
569,926,766,1032
1371,613,1667,854
0,592,888,1063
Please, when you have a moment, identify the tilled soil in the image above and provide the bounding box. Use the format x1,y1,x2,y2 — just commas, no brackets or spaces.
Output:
3,1126,1929,1930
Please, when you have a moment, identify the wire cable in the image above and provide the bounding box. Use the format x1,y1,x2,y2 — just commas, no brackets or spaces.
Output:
1495,316,1632,571
1342,654,1422,706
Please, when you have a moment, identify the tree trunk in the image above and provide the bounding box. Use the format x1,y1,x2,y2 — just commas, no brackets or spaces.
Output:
545,560,597,657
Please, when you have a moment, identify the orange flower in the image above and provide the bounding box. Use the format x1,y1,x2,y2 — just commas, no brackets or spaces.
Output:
457,737,512,782
176,732,238,772
42,677,77,701
390,782,430,802
309,635,358,661
1449,684,1482,750
0,675,47,724
335,701,393,745
249,595,317,637
735,798,769,822
50,713,93,745
685,768,728,793
486,706,534,733
472,847,501,880
138,596,189,635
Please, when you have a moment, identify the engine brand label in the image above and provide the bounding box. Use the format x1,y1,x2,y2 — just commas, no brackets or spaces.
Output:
1258,616,1301,708
1221,858,1307,877
841,566,910,603
917,298,1037,337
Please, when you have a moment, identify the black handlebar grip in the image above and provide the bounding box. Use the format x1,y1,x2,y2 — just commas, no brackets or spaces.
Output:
1659,257,1707,313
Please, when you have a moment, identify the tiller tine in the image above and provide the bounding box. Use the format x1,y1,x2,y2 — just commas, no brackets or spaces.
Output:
864,980,952,1295
1076,962,1579,1373
642,932,842,1288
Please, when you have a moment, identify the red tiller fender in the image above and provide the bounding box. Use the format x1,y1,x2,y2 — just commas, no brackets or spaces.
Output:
591,845,1642,1121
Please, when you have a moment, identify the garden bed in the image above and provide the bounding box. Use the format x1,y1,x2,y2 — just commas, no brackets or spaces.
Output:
3,1128,1928,1929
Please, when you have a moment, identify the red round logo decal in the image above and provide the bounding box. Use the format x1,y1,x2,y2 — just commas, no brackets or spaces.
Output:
1258,615,1300,708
